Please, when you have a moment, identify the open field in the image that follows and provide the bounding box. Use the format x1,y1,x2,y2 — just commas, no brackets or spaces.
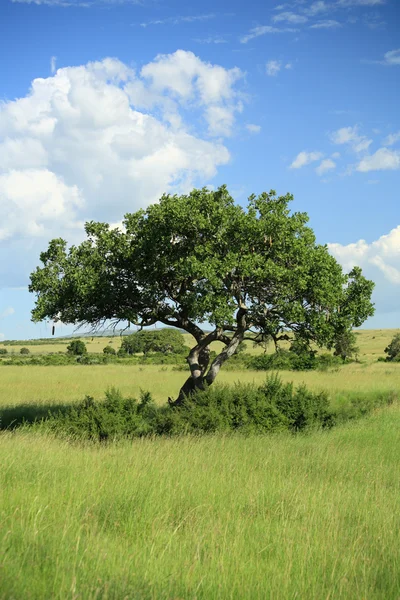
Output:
1,328,399,362
0,362,399,409
1,328,399,598
1,406,399,599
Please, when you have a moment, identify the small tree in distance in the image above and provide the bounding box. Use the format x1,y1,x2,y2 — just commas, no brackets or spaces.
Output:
29,186,375,404
384,333,400,362
333,329,359,363
103,345,116,355
66,340,87,356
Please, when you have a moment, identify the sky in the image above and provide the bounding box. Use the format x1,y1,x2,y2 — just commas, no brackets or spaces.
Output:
0,0,399,340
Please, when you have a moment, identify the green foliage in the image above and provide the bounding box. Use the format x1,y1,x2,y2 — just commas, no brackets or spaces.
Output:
43,388,157,441
162,375,333,435
0,348,8,355
19,347,30,355
103,345,116,355
30,376,333,441
29,186,375,397
121,329,186,356
384,333,400,362
66,340,87,356
249,349,341,371
333,329,359,362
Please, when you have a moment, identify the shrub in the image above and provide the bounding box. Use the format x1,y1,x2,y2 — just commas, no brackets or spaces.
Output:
121,329,186,356
20,347,30,355
37,375,333,441
103,345,116,355
66,340,87,356
333,330,359,363
0,348,8,355
384,333,400,362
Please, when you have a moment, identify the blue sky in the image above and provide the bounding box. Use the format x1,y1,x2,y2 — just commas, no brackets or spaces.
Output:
0,0,399,340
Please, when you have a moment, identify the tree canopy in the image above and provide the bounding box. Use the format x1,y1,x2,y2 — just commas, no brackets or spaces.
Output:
29,186,375,403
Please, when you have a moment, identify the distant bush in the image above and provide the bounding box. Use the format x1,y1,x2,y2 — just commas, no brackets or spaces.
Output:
66,340,87,356
384,334,400,362
249,348,342,372
19,347,30,355
120,329,186,356
103,345,116,355
0,348,8,355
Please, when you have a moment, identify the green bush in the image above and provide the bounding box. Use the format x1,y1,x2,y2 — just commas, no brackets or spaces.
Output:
66,340,87,356
121,329,186,356
19,347,30,355
34,375,334,441
384,333,400,362
0,348,8,355
103,345,116,355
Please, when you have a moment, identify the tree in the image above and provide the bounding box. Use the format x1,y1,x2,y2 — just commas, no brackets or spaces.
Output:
121,329,186,356
20,347,30,355
384,333,400,362
29,186,375,403
333,329,359,363
66,340,87,356
103,345,116,355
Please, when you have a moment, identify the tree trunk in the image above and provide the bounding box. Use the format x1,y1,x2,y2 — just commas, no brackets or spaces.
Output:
170,345,210,405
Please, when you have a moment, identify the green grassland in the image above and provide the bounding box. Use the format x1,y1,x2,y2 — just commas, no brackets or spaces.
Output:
0,328,399,598
1,406,399,599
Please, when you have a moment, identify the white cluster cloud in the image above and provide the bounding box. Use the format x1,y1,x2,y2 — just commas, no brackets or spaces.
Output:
290,151,323,169
265,60,292,76
330,126,372,153
384,131,400,146
290,123,400,176
357,148,400,172
241,0,387,43
266,60,282,77
329,226,400,314
0,52,245,286
316,158,336,175
380,49,400,66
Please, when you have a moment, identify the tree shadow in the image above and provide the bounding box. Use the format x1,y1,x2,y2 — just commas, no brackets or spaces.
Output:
0,403,71,431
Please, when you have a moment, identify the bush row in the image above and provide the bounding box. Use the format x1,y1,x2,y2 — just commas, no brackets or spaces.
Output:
19,375,397,443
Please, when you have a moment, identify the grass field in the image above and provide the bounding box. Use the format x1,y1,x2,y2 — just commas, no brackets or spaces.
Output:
1,406,399,599
1,328,399,361
1,328,399,598
0,362,400,409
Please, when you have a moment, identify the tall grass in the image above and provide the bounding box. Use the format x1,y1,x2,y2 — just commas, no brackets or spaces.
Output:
1,406,399,599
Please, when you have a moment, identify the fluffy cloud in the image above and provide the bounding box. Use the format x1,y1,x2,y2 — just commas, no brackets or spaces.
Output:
0,307,15,319
330,126,372,153
290,151,324,169
357,148,400,171
0,52,244,287
379,49,400,66
329,226,400,314
384,131,400,146
266,60,282,76
316,158,336,175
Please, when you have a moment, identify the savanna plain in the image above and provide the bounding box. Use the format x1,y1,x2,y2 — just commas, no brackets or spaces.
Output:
1,329,399,599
